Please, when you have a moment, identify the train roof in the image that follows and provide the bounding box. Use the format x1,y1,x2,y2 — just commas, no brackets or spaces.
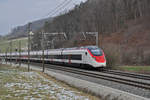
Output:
0,46,100,55
61,45,99,50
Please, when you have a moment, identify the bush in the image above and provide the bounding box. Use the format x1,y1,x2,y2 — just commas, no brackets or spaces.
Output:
121,49,135,65
103,44,121,69
121,47,145,65
143,53,150,65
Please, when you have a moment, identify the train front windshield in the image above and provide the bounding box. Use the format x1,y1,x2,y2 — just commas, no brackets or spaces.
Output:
87,47,103,56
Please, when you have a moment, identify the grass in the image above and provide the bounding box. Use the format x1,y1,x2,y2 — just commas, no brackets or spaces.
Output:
0,64,100,100
0,37,28,53
114,65,150,74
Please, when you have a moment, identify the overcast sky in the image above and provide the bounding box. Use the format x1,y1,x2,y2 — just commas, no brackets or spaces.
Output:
0,0,86,35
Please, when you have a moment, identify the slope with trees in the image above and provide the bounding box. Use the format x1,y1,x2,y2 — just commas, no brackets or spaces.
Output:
35,0,150,66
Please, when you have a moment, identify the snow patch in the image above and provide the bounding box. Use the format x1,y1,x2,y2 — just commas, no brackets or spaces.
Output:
3,71,90,100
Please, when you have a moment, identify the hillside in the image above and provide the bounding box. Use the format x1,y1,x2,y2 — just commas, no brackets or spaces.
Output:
102,16,150,65
7,17,53,39
0,37,28,53
3,0,150,65
36,0,150,65
104,16,150,48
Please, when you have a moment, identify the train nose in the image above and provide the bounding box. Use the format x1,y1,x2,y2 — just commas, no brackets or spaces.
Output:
95,56,105,63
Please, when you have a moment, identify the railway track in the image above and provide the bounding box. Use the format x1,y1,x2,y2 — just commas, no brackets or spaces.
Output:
103,70,150,81
42,64,150,90
4,61,150,90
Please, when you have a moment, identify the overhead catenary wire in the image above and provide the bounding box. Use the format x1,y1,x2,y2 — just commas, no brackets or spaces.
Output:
46,0,68,16
56,0,80,16
46,0,74,17
52,1,74,17
49,0,73,17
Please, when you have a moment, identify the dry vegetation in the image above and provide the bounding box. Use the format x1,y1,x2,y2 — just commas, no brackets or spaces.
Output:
0,64,100,100
31,0,150,67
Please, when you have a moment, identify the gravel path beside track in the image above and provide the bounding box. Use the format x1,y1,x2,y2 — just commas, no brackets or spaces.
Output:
47,67,150,98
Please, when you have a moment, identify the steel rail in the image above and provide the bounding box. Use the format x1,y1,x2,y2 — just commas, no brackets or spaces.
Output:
103,70,150,81
5,61,150,90
44,64,150,90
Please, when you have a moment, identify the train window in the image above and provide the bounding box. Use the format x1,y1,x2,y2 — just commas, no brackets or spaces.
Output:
63,55,69,59
48,55,55,59
85,52,87,55
89,49,102,56
87,46,102,56
55,55,61,59
70,55,82,60
44,55,48,59
43,54,82,60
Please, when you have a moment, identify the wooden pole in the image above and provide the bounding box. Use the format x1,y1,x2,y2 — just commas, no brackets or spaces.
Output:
96,32,99,47
42,30,45,72
5,48,7,64
19,40,21,67
10,40,12,66
28,23,31,72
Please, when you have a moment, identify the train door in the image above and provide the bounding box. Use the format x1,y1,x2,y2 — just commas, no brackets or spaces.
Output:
68,54,71,64
83,51,87,64
61,49,64,63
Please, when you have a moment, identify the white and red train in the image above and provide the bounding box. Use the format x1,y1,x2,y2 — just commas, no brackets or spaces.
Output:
0,46,106,68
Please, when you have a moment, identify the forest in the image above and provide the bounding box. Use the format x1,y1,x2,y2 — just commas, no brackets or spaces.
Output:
32,0,150,66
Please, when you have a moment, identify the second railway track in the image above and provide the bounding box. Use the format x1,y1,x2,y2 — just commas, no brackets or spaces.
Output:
103,70,150,81
39,64,150,90
6,62,150,91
